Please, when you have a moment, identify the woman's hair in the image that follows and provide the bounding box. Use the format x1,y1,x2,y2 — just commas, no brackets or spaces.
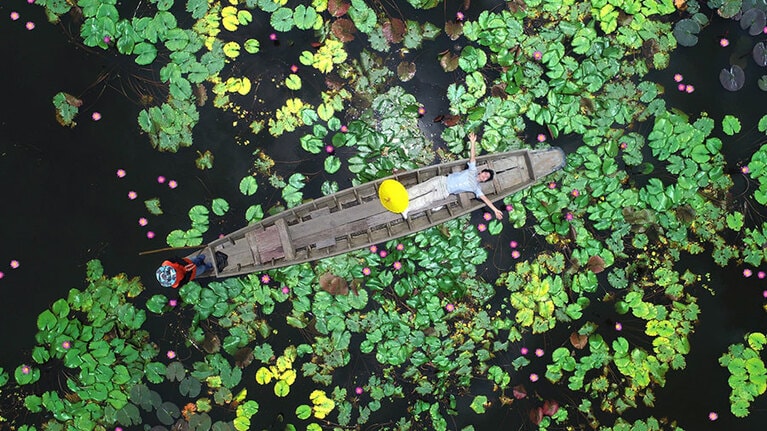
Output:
481,169,495,181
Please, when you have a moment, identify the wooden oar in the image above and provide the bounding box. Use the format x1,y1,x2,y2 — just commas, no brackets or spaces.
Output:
138,245,204,256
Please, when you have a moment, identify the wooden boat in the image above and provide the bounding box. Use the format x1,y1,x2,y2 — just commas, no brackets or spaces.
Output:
191,147,566,278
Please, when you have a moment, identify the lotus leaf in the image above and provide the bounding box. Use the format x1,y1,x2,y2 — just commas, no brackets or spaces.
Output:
324,155,342,174
271,7,294,32
348,0,376,33
223,41,241,59
294,5,318,30
672,19,700,47
720,65,746,91
754,42,767,67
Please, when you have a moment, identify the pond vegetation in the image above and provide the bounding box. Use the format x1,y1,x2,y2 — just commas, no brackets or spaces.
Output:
3,0,767,430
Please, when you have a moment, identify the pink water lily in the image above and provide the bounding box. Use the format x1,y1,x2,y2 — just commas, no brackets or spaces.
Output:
10,11,19,20
744,268,753,277
532,51,542,61
269,33,277,41
25,21,35,30
417,106,426,116
520,347,528,355
708,412,718,421
673,73,683,82
128,191,137,200
529,373,539,382
379,250,388,258
21,365,30,375
290,64,298,73
340,125,348,133
511,250,521,259
355,386,364,394
325,144,334,154
116,169,126,178
477,223,487,232
167,350,176,359
685,84,695,93
396,243,404,251
537,134,546,142
535,348,544,357
168,180,178,189
719,38,729,47
505,204,513,211
483,212,492,221
10,260,19,269
741,165,750,174
370,245,378,253
169,299,178,307
677,83,686,91
456,11,465,21
362,267,371,276
138,217,148,226
157,175,166,183
92,112,102,121
393,261,402,270
62,341,71,349
261,274,271,284
615,322,623,331
445,303,455,312
281,286,290,294
565,213,573,221
146,231,155,239
0,271,4,279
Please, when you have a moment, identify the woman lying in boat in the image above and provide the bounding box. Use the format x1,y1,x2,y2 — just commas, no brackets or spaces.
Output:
401,132,504,220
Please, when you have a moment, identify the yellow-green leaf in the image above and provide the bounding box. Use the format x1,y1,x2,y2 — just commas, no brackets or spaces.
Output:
223,15,239,31
285,74,302,90
274,379,290,397
255,367,273,384
224,41,241,58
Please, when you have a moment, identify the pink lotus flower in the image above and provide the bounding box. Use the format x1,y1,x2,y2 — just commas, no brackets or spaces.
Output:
673,73,683,82
157,175,166,184
511,250,521,259
146,231,155,239
741,165,750,174
685,84,695,93
520,347,528,355
719,38,729,47
116,169,126,178
535,348,544,357
340,125,348,133
261,274,271,284
25,21,35,30
477,223,487,232
290,64,298,73
370,245,378,253
393,261,402,270
744,268,753,277
10,260,19,269
169,299,178,307
167,350,176,359
396,243,404,251
445,303,455,312
615,322,623,331
532,51,543,61
92,112,102,121
509,240,518,248
62,341,71,349
537,134,546,142
362,267,371,276
10,11,19,20
128,191,137,200
379,250,388,258
168,180,178,189
529,373,539,382
355,386,364,394
281,286,290,294
138,217,148,226
483,212,492,221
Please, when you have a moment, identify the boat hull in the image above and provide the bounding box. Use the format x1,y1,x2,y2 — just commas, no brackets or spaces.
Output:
190,147,566,278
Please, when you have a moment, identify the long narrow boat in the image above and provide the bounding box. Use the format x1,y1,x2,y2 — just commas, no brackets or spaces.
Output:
190,147,566,278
